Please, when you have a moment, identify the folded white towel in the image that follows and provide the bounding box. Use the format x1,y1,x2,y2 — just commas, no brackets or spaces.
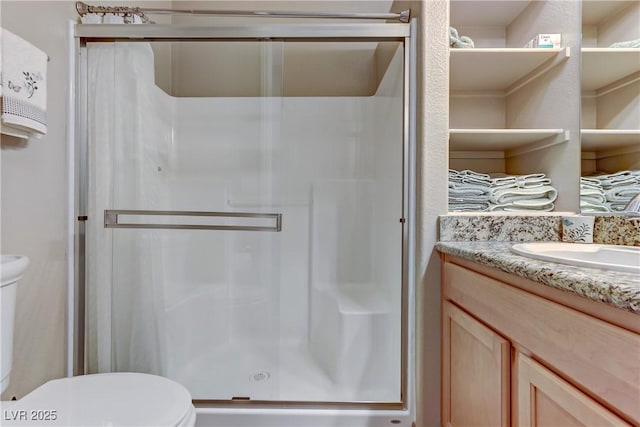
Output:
1,28,48,137
448,181,491,191
607,202,629,212
449,202,490,212
450,176,493,187
490,173,550,188
490,185,558,205
580,177,601,186
449,187,490,198
580,194,606,204
604,186,640,202
488,202,554,212
592,171,636,188
580,200,610,213
458,169,491,180
580,182,603,192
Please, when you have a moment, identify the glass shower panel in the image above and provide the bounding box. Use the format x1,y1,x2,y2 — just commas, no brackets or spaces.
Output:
86,38,405,403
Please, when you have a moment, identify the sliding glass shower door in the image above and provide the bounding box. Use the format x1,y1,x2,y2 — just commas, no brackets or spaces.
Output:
83,34,407,405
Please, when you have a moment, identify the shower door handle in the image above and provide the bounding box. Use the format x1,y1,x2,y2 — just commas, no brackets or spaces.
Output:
104,209,282,232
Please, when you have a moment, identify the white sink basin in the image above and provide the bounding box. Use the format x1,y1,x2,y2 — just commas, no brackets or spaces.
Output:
511,242,640,274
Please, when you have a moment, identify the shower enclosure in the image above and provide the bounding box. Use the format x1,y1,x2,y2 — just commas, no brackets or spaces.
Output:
74,18,415,423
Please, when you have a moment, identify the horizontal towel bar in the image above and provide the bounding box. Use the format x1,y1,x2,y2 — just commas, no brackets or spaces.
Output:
104,209,282,232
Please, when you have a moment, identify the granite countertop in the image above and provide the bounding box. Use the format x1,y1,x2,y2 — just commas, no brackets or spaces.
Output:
436,241,640,314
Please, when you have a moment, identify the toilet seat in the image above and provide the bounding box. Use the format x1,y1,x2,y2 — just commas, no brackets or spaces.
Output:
3,373,195,426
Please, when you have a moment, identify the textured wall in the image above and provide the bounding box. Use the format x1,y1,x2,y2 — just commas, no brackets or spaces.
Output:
391,1,450,426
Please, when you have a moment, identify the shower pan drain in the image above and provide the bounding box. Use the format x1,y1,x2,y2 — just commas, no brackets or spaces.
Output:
250,371,271,382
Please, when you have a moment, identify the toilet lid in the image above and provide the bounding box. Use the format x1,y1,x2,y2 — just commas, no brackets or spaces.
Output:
11,373,193,427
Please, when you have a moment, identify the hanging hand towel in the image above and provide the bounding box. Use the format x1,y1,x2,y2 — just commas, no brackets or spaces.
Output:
0,28,48,138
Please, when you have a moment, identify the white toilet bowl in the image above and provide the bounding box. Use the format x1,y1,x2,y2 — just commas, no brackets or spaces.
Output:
2,373,196,427
1,255,196,426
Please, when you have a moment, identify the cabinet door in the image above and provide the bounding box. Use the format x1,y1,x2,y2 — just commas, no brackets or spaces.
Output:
516,352,631,427
442,301,510,427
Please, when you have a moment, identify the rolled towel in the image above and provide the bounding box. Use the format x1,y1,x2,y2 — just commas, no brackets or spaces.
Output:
449,26,475,49
609,39,640,48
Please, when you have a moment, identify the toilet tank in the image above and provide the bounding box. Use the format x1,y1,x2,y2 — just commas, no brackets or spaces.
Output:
1,255,29,393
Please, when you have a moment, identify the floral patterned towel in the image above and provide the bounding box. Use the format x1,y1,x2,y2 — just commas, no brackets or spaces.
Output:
1,28,48,137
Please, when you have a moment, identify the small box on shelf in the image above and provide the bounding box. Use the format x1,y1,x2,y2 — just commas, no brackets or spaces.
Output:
524,34,561,48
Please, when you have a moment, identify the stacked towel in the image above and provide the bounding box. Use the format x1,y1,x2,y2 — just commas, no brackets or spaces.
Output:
580,177,608,213
584,170,640,212
448,169,491,211
0,28,48,138
449,27,475,49
488,173,557,211
448,170,558,212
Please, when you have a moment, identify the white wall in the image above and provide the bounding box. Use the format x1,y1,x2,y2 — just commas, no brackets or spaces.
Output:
0,0,171,399
0,0,76,399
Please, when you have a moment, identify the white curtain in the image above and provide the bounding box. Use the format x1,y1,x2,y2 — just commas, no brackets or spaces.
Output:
86,42,172,375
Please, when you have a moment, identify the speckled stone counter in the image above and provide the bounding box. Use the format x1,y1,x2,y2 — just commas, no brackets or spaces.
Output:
437,214,640,314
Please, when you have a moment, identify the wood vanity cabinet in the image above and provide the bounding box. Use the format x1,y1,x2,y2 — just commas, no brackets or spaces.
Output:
441,255,640,427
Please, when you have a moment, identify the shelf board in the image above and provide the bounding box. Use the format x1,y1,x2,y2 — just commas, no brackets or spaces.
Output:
449,129,566,151
450,48,566,92
581,129,640,150
582,48,640,91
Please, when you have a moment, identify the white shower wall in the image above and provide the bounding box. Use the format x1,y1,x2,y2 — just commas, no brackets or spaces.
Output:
90,42,404,402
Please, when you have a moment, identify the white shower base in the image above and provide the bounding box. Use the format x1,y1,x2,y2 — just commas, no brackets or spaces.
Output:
174,341,397,403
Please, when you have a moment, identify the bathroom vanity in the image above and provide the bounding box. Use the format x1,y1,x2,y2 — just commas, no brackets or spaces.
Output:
437,240,640,427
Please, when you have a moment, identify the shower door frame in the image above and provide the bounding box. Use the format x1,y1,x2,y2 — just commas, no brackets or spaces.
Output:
73,21,416,412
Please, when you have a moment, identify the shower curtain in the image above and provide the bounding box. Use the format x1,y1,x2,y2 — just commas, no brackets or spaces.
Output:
85,42,172,375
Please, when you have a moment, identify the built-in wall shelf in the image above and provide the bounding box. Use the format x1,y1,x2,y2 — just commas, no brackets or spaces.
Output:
581,129,640,150
582,48,640,91
450,48,568,93
450,0,531,26
449,129,568,156
582,1,634,25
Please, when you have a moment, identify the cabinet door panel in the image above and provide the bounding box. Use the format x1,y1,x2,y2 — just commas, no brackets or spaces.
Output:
442,301,510,427
517,353,631,427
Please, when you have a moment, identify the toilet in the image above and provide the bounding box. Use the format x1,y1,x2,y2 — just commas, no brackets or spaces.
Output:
1,255,196,427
